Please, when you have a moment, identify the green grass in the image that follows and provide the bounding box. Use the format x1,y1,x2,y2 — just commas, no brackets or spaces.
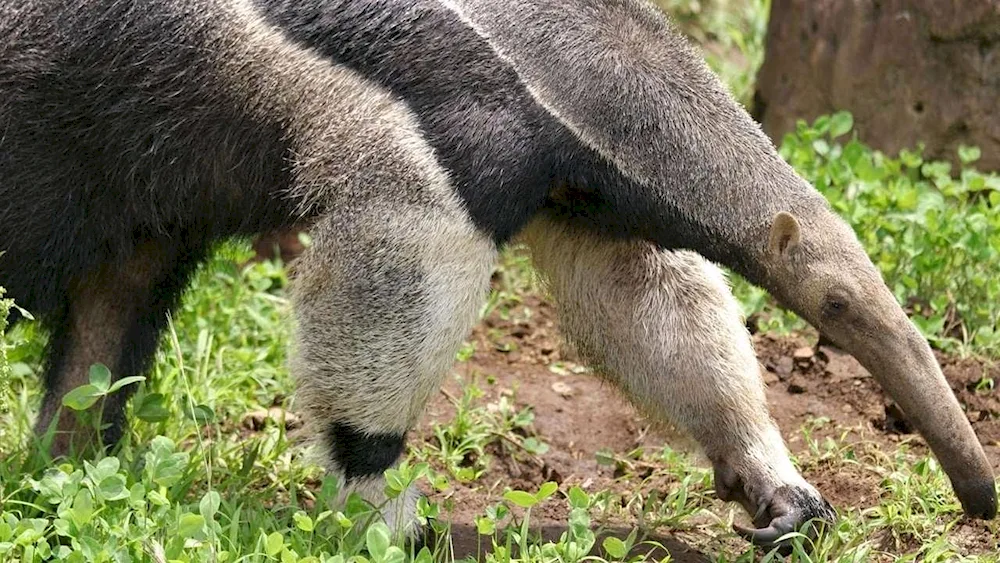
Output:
655,0,772,108
407,372,550,485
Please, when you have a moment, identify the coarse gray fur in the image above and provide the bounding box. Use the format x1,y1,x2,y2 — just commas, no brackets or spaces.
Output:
442,0,996,527
0,0,994,549
1,0,495,534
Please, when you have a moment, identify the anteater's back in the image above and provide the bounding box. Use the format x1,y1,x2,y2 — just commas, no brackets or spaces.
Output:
0,0,302,317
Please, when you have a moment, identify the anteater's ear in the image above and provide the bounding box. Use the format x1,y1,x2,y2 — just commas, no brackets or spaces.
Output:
768,211,802,257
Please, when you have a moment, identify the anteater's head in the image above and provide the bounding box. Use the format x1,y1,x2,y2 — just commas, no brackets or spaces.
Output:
757,206,997,520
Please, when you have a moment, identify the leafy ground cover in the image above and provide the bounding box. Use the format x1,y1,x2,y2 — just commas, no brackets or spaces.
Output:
1,226,998,561
1,1,999,561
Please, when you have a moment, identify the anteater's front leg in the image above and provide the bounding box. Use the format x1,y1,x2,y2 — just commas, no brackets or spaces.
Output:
291,193,496,537
519,215,835,546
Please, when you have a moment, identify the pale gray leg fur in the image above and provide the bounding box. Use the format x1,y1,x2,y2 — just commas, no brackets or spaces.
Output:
517,215,826,528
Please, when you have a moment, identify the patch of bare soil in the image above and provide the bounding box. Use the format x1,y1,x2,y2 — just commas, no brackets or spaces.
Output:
415,292,1000,560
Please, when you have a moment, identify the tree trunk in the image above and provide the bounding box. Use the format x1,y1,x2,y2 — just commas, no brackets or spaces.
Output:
754,0,1000,171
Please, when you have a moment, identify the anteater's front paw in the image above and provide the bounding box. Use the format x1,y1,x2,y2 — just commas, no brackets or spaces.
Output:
714,463,835,551
732,485,836,549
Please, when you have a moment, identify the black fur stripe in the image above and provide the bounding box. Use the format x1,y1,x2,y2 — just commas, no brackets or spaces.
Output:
256,0,573,245
256,0,740,265
326,422,406,480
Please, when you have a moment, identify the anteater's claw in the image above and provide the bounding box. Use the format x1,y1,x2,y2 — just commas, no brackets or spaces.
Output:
733,485,836,551
733,513,799,546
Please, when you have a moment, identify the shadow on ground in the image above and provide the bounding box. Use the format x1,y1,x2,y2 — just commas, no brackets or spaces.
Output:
440,524,711,562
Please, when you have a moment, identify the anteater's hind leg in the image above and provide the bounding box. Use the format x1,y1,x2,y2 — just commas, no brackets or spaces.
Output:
518,214,835,545
292,196,496,537
36,240,206,457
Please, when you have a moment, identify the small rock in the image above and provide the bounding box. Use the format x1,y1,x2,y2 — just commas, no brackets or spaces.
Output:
813,347,830,363
551,381,574,398
793,346,814,362
762,370,779,385
776,357,794,380
549,363,571,376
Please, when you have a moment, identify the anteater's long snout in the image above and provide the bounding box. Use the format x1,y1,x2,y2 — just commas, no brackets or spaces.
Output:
859,324,996,519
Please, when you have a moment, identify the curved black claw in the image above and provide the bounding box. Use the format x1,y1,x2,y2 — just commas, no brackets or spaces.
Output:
732,485,836,551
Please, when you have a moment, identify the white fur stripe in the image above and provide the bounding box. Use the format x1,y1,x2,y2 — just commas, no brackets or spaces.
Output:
434,0,650,187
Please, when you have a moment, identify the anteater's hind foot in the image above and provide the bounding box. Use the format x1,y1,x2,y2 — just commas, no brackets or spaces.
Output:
35,240,205,458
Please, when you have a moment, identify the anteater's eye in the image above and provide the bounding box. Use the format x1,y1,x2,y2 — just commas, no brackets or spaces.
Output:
822,294,849,319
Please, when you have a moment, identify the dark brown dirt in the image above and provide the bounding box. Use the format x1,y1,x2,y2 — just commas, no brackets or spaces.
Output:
414,292,1000,560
